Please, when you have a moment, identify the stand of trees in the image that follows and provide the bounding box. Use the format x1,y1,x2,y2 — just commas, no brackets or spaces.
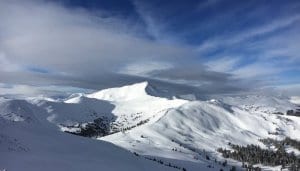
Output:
217,138,300,170
287,109,300,116
64,117,151,138
261,137,300,151
64,117,111,137
120,119,150,132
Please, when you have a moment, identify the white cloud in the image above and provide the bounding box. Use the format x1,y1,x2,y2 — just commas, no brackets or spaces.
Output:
0,52,22,72
120,61,173,76
232,63,283,79
0,0,194,78
205,57,240,73
206,56,288,80
0,83,90,97
0,84,41,96
274,84,300,96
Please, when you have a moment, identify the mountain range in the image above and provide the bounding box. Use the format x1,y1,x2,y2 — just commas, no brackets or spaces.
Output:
1,81,300,171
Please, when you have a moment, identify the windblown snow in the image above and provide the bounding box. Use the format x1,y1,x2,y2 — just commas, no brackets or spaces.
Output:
1,81,300,171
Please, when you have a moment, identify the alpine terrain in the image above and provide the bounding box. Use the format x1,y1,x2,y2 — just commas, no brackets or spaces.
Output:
1,82,300,171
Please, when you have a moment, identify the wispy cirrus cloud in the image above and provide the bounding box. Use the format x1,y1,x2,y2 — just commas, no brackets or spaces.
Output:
197,13,300,54
197,7,300,82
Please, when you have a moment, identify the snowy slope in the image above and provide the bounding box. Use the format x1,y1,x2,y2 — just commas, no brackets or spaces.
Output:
0,98,177,171
102,99,300,148
39,96,115,125
219,95,296,114
100,88,300,171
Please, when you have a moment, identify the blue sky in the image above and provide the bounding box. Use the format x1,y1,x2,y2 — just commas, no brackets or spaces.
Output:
0,0,299,96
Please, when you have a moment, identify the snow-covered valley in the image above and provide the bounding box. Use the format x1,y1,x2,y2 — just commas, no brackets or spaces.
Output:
1,82,300,171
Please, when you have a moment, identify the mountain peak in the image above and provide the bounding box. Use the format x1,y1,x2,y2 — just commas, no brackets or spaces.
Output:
86,81,150,101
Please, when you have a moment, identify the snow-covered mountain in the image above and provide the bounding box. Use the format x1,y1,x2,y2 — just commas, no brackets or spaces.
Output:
0,97,177,171
1,82,300,171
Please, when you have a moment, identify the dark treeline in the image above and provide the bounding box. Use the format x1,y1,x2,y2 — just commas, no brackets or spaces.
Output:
64,117,150,138
261,137,300,151
217,138,300,170
65,117,110,137
287,109,300,116
120,119,149,132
